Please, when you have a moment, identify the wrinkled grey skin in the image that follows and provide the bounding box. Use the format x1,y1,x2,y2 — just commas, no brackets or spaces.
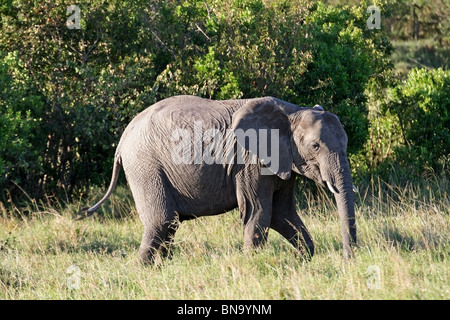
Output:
79,95,357,263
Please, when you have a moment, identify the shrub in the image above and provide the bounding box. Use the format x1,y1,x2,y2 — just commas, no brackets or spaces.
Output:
0,0,156,201
155,0,393,155
0,52,46,199
0,0,394,203
386,68,450,175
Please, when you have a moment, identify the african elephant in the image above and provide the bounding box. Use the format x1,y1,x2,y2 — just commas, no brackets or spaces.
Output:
78,95,357,263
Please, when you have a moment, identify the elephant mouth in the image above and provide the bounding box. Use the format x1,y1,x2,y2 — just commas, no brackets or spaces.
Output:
323,180,359,194
299,163,358,194
325,180,339,194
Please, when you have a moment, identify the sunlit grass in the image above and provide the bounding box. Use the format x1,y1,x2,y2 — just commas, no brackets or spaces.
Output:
0,176,448,299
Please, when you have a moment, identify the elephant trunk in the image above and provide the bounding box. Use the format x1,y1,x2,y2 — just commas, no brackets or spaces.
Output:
324,156,357,259
334,181,356,259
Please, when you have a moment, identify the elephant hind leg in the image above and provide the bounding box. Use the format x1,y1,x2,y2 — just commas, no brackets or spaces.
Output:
138,215,179,264
128,170,180,264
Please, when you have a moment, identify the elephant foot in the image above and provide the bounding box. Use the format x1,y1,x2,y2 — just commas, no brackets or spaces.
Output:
298,239,315,261
138,249,163,266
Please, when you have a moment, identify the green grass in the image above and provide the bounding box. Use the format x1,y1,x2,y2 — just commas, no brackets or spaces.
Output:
0,176,449,299
391,38,449,75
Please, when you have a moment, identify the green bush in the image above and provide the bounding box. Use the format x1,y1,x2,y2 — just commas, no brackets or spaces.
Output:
386,68,450,175
0,52,46,198
0,0,394,203
0,0,156,201
155,0,393,155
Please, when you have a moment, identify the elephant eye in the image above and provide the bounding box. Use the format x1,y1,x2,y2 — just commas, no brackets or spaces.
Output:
311,142,320,151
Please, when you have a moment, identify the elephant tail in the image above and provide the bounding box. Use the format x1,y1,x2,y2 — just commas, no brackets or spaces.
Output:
75,154,122,220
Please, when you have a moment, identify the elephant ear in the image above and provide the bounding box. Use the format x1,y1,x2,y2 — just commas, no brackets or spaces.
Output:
231,98,293,180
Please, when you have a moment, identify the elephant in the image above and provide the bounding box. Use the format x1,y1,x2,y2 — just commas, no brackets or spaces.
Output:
78,95,357,263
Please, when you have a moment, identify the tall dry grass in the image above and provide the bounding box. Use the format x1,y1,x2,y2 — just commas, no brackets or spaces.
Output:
0,175,448,299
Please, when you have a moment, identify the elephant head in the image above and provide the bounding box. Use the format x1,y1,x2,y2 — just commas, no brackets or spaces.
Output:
232,99,357,258
288,106,357,258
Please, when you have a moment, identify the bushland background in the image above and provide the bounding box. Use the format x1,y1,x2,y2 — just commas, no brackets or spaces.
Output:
0,0,448,299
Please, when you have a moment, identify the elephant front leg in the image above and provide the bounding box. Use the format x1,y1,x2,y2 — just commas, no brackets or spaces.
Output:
271,212,314,259
271,186,315,260
242,213,271,250
236,185,273,250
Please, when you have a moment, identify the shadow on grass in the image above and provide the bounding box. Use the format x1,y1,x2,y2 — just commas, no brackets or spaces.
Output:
382,226,418,252
44,237,140,257
0,267,28,290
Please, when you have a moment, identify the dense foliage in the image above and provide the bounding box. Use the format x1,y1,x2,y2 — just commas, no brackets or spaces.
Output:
0,0,447,204
324,0,449,43
386,68,449,174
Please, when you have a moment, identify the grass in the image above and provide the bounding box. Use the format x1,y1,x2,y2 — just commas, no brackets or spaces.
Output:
391,38,449,75
0,176,448,300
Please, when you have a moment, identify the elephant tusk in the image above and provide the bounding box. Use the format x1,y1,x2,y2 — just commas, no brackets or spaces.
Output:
352,184,359,193
326,181,339,194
